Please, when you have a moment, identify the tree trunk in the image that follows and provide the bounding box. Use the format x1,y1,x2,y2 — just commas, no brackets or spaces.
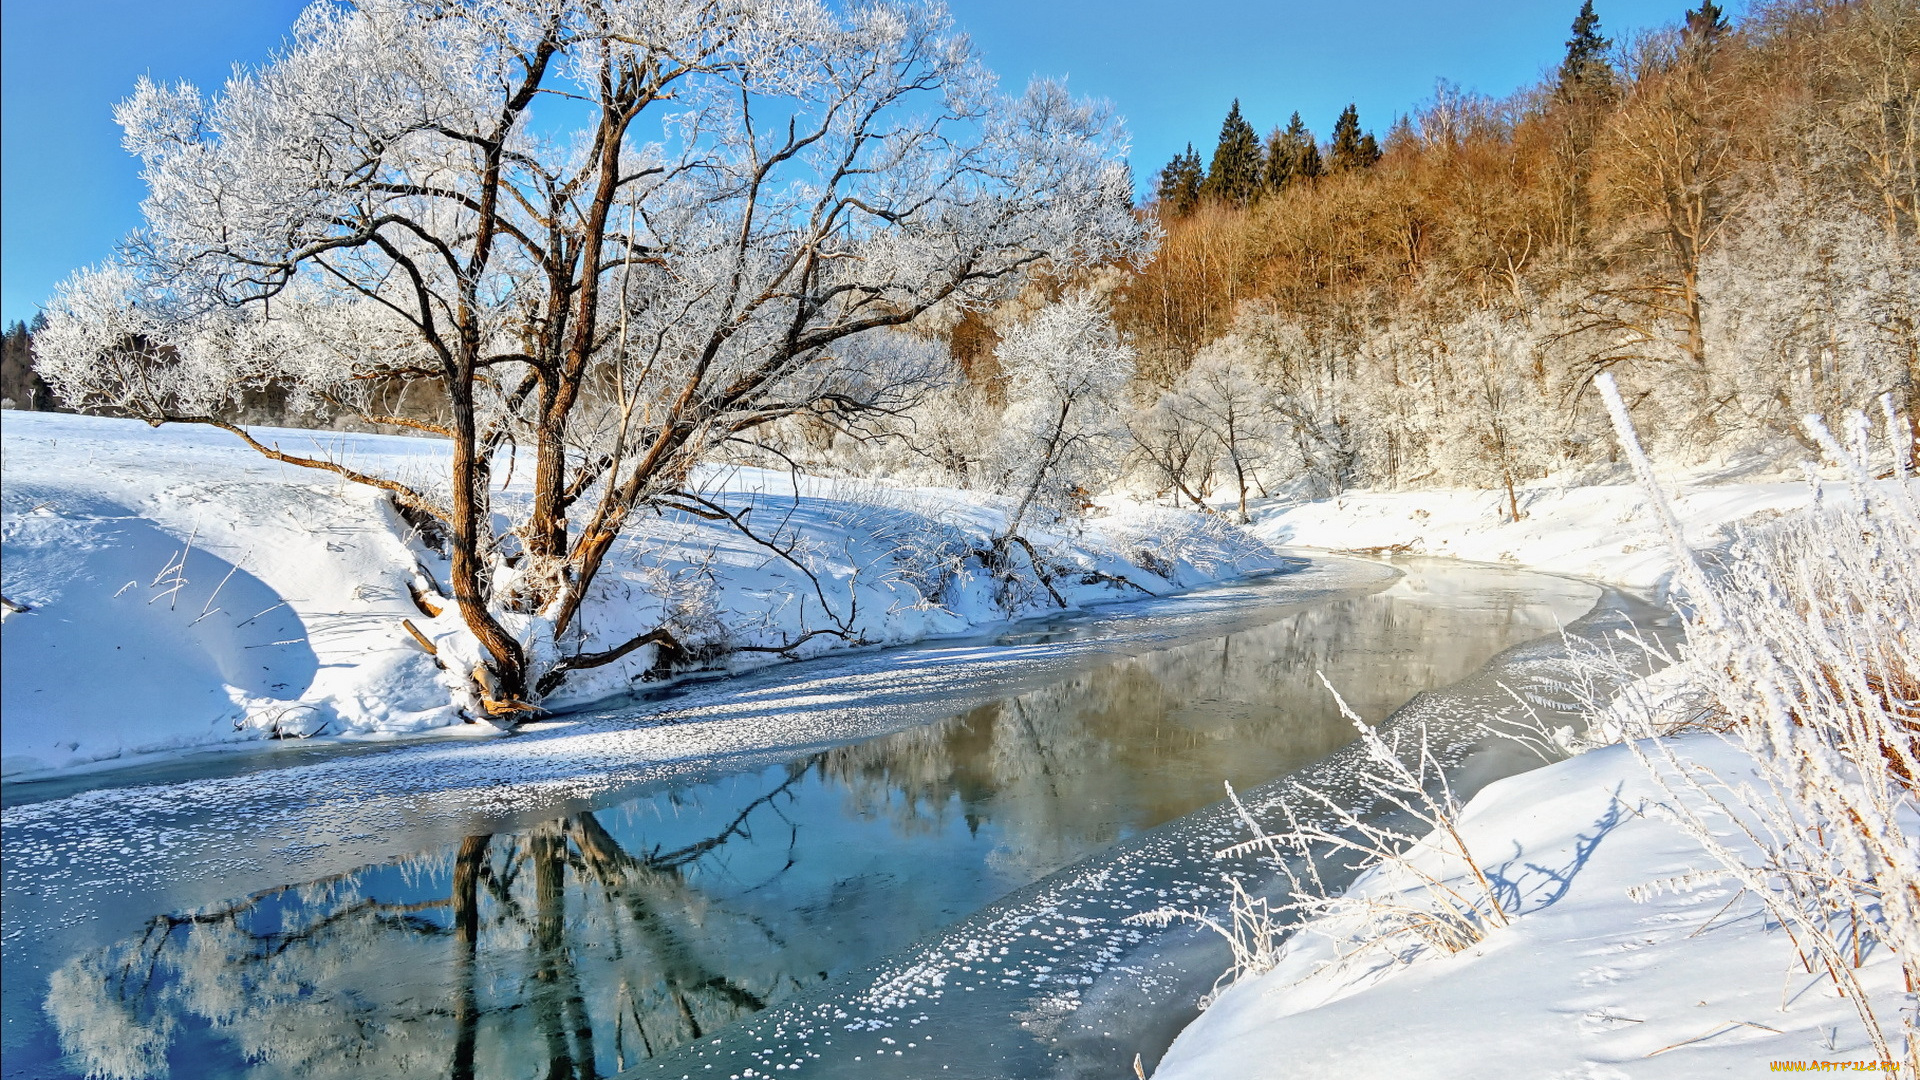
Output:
449,370,529,703
1007,398,1073,537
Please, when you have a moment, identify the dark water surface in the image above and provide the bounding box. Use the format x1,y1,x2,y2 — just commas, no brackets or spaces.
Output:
1,559,1610,1080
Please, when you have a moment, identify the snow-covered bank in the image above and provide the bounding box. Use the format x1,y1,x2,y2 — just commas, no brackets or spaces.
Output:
1,412,1281,776
1249,470,1827,593
1160,414,1919,1079
1152,734,1911,1078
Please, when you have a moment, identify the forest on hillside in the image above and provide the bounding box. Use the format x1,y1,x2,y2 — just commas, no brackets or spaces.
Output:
861,0,1917,521
1108,0,1918,512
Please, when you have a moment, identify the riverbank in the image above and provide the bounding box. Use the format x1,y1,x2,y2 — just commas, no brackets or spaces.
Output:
0,412,1281,777
1247,466,1827,595
1155,464,1919,1077
1151,733,1910,1078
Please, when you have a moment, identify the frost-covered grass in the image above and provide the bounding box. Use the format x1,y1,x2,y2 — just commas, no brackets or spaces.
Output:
0,412,1282,777
1589,389,1919,1071
1151,397,1919,1078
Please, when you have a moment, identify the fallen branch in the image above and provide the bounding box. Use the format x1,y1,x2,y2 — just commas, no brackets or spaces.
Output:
997,534,1067,608
1078,568,1157,596
730,627,864,657
470,662,542,718
1333,542,1415,557
406,579,443,618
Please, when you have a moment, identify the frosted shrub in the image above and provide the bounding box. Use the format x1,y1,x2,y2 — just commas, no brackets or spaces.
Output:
1102,503,1266,585
1597,375,1920,1072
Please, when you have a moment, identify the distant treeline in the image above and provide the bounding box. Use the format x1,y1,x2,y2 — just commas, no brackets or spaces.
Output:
3,317,60,411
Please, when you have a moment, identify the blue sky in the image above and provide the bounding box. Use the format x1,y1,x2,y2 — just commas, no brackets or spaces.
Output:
0,0,1696,327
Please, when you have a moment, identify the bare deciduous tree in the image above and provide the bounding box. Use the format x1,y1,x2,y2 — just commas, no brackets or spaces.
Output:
37,0,1149,713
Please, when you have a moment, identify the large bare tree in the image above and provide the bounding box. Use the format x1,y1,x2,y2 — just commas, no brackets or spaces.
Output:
38,0,1149,713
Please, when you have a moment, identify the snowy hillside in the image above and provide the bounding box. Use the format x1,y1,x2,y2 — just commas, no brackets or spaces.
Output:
0,412,1281,776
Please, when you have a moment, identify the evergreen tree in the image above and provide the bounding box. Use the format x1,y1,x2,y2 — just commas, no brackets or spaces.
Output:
1265,112,1322,191
1202,100,1264,206
1157,143,1205,216
1557,1,1615,99
1,314,56,411
1299,134,1323,182
1683,1,1729,45
1328,104,1380,171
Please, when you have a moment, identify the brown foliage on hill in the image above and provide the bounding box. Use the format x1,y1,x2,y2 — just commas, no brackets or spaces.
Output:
1111,0,1917,494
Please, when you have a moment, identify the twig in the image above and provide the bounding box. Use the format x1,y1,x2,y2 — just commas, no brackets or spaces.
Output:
1645,1020,1782,1058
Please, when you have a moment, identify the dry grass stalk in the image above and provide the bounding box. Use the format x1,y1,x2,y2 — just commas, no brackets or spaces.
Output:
1128,677,1514,1008
1595,376,1919,1075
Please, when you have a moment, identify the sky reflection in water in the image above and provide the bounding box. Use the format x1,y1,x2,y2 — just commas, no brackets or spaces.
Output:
24,563,1596,1079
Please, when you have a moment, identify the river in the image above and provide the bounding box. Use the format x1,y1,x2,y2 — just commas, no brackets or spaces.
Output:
0,556,1663,1080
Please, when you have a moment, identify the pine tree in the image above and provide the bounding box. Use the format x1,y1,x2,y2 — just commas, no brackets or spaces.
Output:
1202,100,1264,206
1299,134,1323,182
1551,1,1618,250
1557,1,1614,100
1328,104,1380,171
1,314,56,411
1157,143,1205,216
1265,112,1322,191
1683,1,1729,45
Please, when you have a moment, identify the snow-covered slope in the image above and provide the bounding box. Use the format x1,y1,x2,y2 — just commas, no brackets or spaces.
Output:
0,412,1281,776
1250,476,1821,593
1153,736,1909,1078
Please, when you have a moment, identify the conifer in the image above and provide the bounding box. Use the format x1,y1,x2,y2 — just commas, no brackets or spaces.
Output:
1298,136,1323,182
1265,112,1321,191
1203,100,1264,206
1159,146,1203,216
1328,104,1380,171
1557,1,1614,99
1157,143,1205,216
1683,1,1729,45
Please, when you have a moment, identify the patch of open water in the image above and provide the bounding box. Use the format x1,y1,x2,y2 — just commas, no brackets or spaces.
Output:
1,558,1647,1080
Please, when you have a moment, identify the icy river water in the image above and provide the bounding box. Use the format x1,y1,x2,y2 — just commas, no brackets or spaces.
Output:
1,556,1664,1080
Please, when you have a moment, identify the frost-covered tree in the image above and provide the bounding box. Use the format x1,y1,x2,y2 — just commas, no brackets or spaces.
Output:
1702,184,1920,444
1140,340,1273,520
37,0,1149,713
986,293,1134,538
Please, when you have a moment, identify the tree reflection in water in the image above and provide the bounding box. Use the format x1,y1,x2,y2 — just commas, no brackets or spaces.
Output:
47,762,818,1080
42,569,1587,1079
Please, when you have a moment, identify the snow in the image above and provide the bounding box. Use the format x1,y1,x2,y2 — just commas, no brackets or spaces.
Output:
1152,464,1919,1077
1153,735,1911,1078
1248,468,1827,594
0,411,1282,777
